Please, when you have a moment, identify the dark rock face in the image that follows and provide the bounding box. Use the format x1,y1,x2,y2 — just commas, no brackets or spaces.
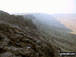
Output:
0,11,59,57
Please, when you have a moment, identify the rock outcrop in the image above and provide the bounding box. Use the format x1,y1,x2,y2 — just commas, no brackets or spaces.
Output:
0,11,59,57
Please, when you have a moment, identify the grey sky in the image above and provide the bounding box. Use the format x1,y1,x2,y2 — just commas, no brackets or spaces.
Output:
0,0,75,14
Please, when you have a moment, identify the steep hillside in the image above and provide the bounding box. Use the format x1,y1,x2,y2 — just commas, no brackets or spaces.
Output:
23,13,76,52
0,11,59,57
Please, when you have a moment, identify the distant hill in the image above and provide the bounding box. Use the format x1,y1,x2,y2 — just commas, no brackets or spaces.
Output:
53,14,76,32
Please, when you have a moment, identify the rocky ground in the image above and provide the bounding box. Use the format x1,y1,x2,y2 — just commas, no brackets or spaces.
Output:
0,11,59,57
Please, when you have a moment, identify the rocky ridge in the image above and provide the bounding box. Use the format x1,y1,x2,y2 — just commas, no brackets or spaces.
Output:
0,11,59,57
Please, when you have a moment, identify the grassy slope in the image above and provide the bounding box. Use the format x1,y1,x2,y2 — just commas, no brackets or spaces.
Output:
30,14,76,52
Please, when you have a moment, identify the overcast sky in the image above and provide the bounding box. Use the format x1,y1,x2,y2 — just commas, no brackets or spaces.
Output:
0,0,75,14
